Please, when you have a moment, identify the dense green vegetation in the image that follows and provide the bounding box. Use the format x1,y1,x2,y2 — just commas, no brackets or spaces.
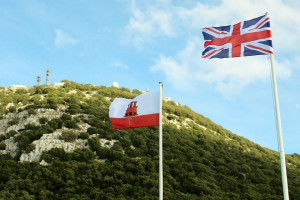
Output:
0,81,299,199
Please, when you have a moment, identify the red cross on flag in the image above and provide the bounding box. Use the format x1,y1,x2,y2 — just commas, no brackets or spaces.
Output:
109,92,159,129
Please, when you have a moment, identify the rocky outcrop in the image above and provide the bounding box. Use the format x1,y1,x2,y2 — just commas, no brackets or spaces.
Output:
19,132,87,162
19,133,117,162
0,108,91,162
8,85,28,91
0,108,119,163
1,109,64,134
0,137,19,158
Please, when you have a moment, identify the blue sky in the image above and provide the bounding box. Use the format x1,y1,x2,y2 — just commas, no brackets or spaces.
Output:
1,0,300,154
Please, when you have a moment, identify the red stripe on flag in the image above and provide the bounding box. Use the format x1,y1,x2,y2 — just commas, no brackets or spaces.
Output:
204,28,227,35
110,113,159,129
249,17,269,31
246,44,273,54
202,47,225,58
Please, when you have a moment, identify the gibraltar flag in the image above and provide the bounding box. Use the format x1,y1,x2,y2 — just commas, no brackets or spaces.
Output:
109,92,159,129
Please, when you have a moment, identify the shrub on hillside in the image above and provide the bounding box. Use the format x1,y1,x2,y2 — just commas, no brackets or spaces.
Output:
70,148,95,162
73,116,81,123
48,118,63,130
60,131,77,142
41,148,68,162
37,124,54,134
66,104,81,114
132,89,142,94
64,120,78,129
8,106,16,113
14,134,31,152
17,108,24,113
0,135,5,142
25,144,35,153
24,123,38,130
111,142,123,152
87,127,97,135
45,98,58,110
0,142,6,150
39,117,48,124
6,130,18,139
0,106,4,116
28,108,36,116
15,88,27,94
60,114,72,121
78,132,89,140
88,137,101,152
30,95,42,106
8,118,19,126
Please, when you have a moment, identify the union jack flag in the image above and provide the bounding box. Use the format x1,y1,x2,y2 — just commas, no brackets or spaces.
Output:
202,14,273,59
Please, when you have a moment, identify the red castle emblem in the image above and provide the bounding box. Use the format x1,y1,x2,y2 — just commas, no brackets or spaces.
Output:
124,101,138,117
124,101,138,125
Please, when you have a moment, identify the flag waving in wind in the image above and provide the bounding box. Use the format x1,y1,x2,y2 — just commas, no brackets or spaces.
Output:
202,14,290,199
202,14,273,58
109,92,159,129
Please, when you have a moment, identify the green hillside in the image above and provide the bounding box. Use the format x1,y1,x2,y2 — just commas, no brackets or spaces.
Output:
0,81,299,199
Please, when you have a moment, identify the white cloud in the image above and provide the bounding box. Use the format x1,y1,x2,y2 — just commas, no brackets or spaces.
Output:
112,60,129,69
125,0,176,48
127,0,296,94
54,29,78,47
151,38,292,94
175,0,300,52
151,55,191,90
126,0,300,52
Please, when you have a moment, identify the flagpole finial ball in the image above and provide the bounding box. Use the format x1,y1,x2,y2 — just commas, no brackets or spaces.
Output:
112,82,119,88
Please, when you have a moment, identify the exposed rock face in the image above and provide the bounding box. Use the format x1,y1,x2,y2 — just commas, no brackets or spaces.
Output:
8,85,28,91
0,108,83,161
1,109,64,134
19,134,117,162
0,108,120,163
5,103,15,109
164,112,208,130
99,138,117,148
19,132,87,162
40,160,49,166
51,82,65,88
0,137,18,158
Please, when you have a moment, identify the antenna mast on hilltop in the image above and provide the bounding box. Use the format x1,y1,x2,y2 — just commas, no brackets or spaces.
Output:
37,75,41,86
46,69,50,85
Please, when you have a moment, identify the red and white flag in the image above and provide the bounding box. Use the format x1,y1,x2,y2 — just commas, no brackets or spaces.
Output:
109,92,159,129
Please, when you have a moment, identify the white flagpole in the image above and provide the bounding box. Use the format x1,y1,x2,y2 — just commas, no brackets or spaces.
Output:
159,82,163,200
270,54,289,200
